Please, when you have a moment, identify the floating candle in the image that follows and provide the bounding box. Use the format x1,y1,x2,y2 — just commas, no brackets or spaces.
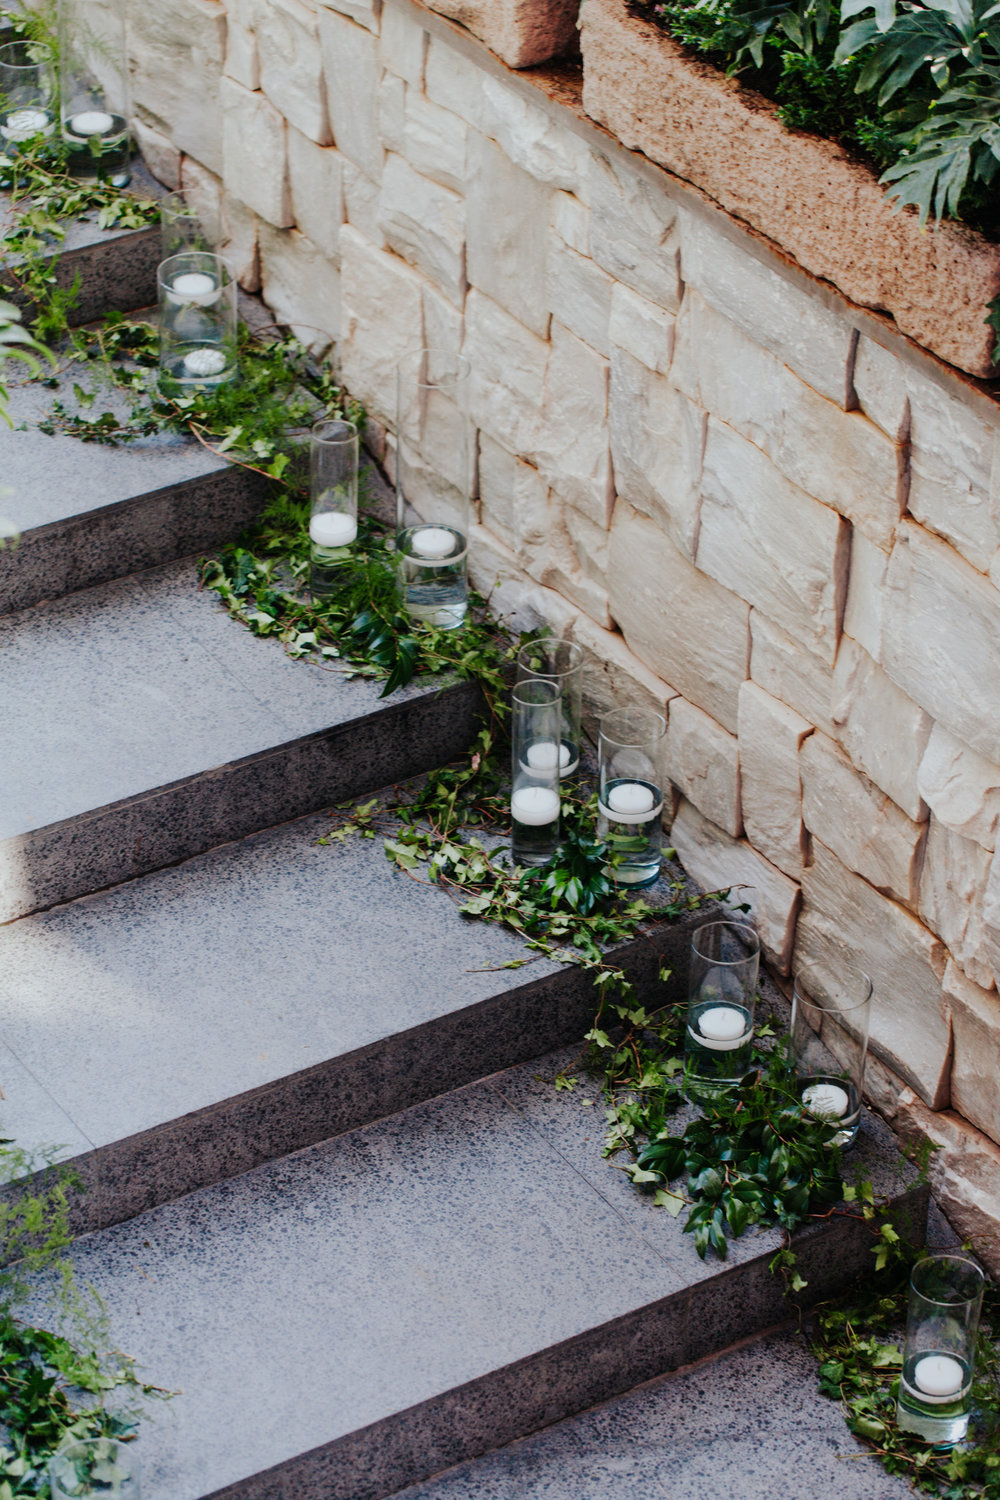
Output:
525,740,570,772
182,347,228,378
511,786,560,827
913,1354,965,1399
698,1006,747,1043
169,271,220,307
310,512,357,548
802,1082,850,1119
409,526,454,559
2,107,51,141
68,109,114,135
607,781,655,816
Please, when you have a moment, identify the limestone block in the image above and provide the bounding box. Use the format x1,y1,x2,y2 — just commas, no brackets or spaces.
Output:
254,0,331,144
588,150,681,312
895,1096,1000,1275
569,614,679,733
920,820,994,992
882,523,1000,761
906,364,999,574
536,323,613,530
946,960,1000,1144
607,504,749,733
831,638,931,822
319,7,382,179
258,223,340,349
424,36,488,132
132,118,180,191
609,285,673,375
463,288,548,458
286,128,343,256
918,724,1000,852
466,131,549,338
546,235,613,357
422,283,464,363
671,290,902,550
523,500,612,629
224,0,260,89
317,0,381,30
698,419,849,665
468,524,577,635
666,697,741,837
851,336,910,442
481,75,592,194
338,224,425,424
982,844,1000,989
422,0,579,69
381,3,427,84
478,434,548,554
671,798,800,972
608,353,702,562
377,153,465,305
677,209,855,408
179,156,223,245
738,681,810,877
221,191,260,291
552,192,590,257
342,159,384,246
379,73,405,154
842,530,889,662
400,92,467,193
801,732,926,906
130,0,226,175
221,78,293,228
797,840,950,1109
750,612,835,739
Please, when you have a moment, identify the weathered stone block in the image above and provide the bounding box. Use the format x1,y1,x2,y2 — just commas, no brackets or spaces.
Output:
478,434,548,554
338,224,425,424
224,0,260,90
609,284,673,374
842,530,889,662
552,192,590,257
379,72,406,154
547,234,613,357
258,223,340,349
851,335,910,442
463,289,548,458
317,0,381,30
896,1096,1000,1275
468,522,576,634
738,681,810,877
831,638,931,822
607,504,749,733
319,6,382,179
221,190,260,291
178,155,222,245
671,798,800,972
422,0,580,68
946,960,1000,1144
480,76,592,193
422,283,464,363
797,840,950,1109
255,0,332,144
801,732,926,906
466,131,549,338
400,92,467,193
918,724,1000,852
570,615,679,732
130,0,227,176
588,150,681,311
608,354,702,562
667,697,741,837
381,2,427,85
920,820,994,992
377,153,466,305
287,128,343,256
133,118,181,190
536,323,613,530
342,159,384,246
221,77,293,228
698,419,849,664
525,501,612,628
750,612,835,739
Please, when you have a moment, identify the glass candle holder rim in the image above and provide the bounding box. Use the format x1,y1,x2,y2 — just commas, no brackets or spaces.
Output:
792,968,874,1015
397,346,471,392
690,918,761,964
0,39,55,67
910,1252,986,1306
311,415,359,446
599,705,666,745
512,678,561,711
516,637,584,673
157,249,236,285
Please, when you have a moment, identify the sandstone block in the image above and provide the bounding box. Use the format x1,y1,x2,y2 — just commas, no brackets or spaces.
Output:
422,0,580,68
831,638,931,822
468,524,577,635
463,289,549,458
851,335,910,442
338,224,425,424
342,159,384,246
920,820,994,992
424,37,488,132
750,612,835,739
982,844,1000,990
130,0,227,175
895,1096,1000,1276
258,223,340,349
666,697,741,837
319,7,382,179
466,131,549,338
945,960,1000,1145
698,419,849,664
547,235,613,357
524,501,612,629
478,74,592,193
178,156,222,245
422,283,464,364
608,354,702,562
882,523,1000,761
569,614,679,733
377,153,466,304
224,0,260,90
381,2,427,85
918,724,1000,852
609,284,674,374
797,840,950,1109
588,150,681,312
221,191,260,292
379,72,406,154
842,530,889,662
400,92,467,193
255,0,332,144
221,77,293,228
607,503,749,733
552,192,590,257
738,681,811,877
671,798,800,972
478,434,548,554
287,128,343,256
317,0,381,30
536,323,613,530
801,732,926,906
133,118,180,190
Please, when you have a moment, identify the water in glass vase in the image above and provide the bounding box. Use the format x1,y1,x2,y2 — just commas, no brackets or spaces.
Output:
898,1352,972,1445
597,777,662,888
511,785,560,866
799,1074,860,1148
687,983,754,1086
63,109,129,184
397,524,467,628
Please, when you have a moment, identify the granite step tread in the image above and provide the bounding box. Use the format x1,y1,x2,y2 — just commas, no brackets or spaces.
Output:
21,1045,925,1500
0,556,481,920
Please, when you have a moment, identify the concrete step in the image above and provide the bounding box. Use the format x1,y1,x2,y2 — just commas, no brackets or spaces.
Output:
0,556,482,920
22,1045,924,1500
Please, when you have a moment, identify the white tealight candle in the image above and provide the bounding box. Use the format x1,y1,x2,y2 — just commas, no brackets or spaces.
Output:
511,786,560,827
310,512,357,548
182,347,228,378
525,740,571,772
698,1005,747,1044
607,781,656,816
69,109,114,135
913,1354,965,1399
169,271,220,307
802,1082,850,1119
2,107,52,141
409,526,454,560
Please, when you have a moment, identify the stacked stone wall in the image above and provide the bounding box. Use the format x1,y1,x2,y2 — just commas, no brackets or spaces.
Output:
122,0,1000,1265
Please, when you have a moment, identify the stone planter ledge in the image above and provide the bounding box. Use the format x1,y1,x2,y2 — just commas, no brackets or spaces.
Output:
579,0,1000,379
424,0,581,68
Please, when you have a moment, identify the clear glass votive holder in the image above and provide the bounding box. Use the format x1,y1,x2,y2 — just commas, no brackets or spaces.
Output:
516,639,584,780
48,1437,140,1497
596,706,666,888
395,348,472,630
58,0,130,185
160,189,212,260
511,679,562,867
0,40,55,155
310,417,359,598
791,966,872,1148
897,1253,985,1446
158,252,237,391
685,920,761,1086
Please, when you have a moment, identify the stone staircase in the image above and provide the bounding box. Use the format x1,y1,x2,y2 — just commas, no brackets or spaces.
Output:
0,188,927,1499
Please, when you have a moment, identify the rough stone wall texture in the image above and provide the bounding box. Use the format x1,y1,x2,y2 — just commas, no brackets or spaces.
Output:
130,0,1000,1270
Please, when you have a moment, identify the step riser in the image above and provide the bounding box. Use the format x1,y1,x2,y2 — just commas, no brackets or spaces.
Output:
204,1184,929,1500
4,226,159,327
0,683,485,922
0,469,270,615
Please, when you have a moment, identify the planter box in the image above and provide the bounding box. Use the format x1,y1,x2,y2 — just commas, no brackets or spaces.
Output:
580,0,1000,378
425,0,580,68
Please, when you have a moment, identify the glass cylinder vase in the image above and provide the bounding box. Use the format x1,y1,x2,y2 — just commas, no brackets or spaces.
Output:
0,40,56,155
395,348,472,630
160,189,213,260
684,920,761,1087
57,0,130,185
310,417,359,598
158,252,237,391
897,1253,985,1446
48,1438,140,1498
511,679,562,867
596,706,666,888
790,966,872,1147
516,639,584,780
